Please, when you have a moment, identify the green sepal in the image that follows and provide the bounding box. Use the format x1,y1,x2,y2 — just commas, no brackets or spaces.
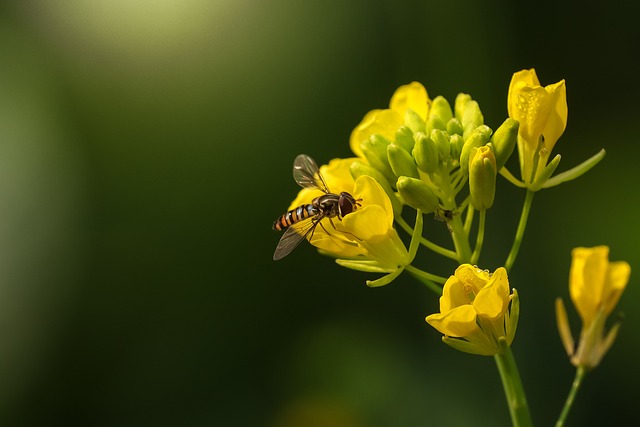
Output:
442,336,495,356
460,125,492,174
350,160,403,216
335,259,396,273
396,176,439,213
404,109,426,134
388,143,420,179
506,289,520,347
490,118,519,170
449,134,464,163
395,126,415,153
543,149,606,189
530,153,561,191
413,132,440,174
366,268,404,287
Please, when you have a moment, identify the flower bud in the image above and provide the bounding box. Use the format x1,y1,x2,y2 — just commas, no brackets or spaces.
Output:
426,115,447,133
396,176,439,213
469,146,497,210
388,143,420,179
460,125,492,174
413,132,439,174
454,93,472,121
394,126,415,153
449,134,464,162
360,134,396,184
490,118,519,170
462,100,485,139
446,117,463,136
404,109,426,134
430,129,451,163
350,160,402,216
429,95,454,124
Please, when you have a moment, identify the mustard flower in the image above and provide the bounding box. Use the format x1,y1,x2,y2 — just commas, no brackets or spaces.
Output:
426,264,519,356
507,68,567,188
556,246,631,369
350,82,430,159
287,158,410,286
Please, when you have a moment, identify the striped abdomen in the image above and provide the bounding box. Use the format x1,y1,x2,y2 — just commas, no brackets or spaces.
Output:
273,204,318,230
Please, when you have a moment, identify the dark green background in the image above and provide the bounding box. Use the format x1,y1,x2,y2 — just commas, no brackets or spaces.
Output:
1,1,638,425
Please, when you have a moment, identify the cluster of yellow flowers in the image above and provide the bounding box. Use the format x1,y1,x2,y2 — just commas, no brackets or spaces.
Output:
274,68,629,425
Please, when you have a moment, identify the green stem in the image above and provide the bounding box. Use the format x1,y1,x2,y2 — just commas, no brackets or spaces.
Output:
405,264,445,295
555,366,587,427
447,212,472,264
470,209,486,265
504,190,535,272
494,340,533,427
396,216,458,261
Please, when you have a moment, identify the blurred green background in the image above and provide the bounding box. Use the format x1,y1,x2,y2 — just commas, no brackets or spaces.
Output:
1,1,639,425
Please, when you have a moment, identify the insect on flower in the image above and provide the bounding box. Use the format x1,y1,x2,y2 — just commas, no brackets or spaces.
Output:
272,154,361,260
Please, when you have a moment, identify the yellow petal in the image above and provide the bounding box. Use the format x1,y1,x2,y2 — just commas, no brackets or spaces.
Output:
474,267,510,319
389,82,430,120
439,274,468,313
341,205,388,240
569,246,609,324
602,261,631,316
352,175,393,227
349,109,403,158
541,80,567,154
426,305,478,337
454,264,490,294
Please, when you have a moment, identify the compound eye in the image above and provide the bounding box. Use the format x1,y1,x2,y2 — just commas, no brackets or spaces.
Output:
338,192,356,217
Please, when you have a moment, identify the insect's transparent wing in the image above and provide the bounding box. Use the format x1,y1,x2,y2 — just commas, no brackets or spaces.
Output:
273,217,318,260
292,154,330,193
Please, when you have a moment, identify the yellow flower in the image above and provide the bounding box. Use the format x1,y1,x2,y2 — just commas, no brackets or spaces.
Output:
556,246,630,369
507,69,567,186
288,158,409,283
426,264,519,356
350,82,430,158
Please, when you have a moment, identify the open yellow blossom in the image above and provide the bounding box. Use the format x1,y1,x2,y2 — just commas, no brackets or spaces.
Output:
288,158,409,282
556,246,630,369
426,264,519,356
350,82,430,158
507,69,567,187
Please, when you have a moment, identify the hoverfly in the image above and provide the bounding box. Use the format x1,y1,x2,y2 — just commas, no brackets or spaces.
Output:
272,154,361,260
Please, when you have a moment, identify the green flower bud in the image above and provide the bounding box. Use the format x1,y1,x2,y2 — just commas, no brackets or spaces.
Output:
350,160,402,216
426,115,447,133
429,95,454,124
413,132,439,174
388,143,420,179
397,176,439,213
454,93,472,121
446,117,464,136
430,129,451,164
361,134,396,184
460,125,492,174
449,134,464,162
490,118,519,170
462,100,484,139
469,146,497,210
404,109,426,134
395,126,415,153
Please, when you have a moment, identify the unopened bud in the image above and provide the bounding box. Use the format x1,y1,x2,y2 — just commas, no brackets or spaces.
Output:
429,96,454,124
388,143,420,179
490,118,519,170
460,125,492,174
397,176,439,213
395,126,415,153
413,132,440,174
446,117,464,136
360,134,396,184
462,100,485,139
430,129,451,164
469,146,497,210
404,109,426,134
